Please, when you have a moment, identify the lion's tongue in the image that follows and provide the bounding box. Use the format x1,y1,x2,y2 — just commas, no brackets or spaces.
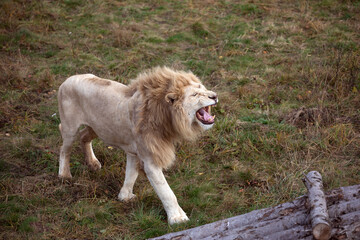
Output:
199,108,212,121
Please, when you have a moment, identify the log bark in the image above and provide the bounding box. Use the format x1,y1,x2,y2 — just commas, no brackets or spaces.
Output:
150,184,360,240
303,171,331,240
331,211,360,239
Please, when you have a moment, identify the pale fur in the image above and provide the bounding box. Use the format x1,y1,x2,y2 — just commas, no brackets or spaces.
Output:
57,67,218,224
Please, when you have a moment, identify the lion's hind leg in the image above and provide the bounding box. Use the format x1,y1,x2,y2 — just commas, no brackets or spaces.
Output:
79,126,101,171
59,122,78,179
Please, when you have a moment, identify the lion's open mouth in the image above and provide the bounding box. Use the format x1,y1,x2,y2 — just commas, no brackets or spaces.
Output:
196,105,216,125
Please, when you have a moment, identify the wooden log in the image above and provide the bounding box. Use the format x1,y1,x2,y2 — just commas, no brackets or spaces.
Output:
331,210,360,239
150,196,311,240
303,171,331,240
150,184,360,240
150,199,308,240
199,205,360,240
328,199,360,218
263,225,312,240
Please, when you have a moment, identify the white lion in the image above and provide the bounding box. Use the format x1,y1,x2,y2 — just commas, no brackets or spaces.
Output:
57,67,218,224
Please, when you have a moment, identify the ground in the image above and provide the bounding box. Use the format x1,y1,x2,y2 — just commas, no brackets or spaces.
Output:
0,0,359,239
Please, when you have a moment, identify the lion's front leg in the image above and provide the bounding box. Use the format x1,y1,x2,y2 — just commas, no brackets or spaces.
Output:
118,154,139,201
143,160,189,225
79,126,101,171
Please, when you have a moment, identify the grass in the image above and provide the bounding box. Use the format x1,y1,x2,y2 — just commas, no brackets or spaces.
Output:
0,0,359,239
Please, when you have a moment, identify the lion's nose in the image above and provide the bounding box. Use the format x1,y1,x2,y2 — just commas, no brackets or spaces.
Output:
208,93,218,102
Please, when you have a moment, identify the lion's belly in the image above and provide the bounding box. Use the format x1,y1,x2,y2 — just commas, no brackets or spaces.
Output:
84,100,139,156
93,125,135,148
95,130,139,158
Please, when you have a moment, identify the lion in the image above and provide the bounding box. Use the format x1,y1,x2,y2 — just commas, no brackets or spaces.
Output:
57,66,218,224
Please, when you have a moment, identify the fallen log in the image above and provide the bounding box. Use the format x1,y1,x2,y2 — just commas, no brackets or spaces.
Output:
150,184,360,240
331,210,360,236
303,171,331,240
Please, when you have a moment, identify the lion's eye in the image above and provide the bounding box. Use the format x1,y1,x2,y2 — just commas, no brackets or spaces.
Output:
192,93,198,97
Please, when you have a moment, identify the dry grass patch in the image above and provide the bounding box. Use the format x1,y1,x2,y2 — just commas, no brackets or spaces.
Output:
111,22,141,48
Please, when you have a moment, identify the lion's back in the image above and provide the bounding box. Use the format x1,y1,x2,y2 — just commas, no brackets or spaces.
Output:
59,74,129,99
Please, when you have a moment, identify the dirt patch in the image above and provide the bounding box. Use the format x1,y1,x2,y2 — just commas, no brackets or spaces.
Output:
1,173,121,206
281,107,335,128
282,106,360,132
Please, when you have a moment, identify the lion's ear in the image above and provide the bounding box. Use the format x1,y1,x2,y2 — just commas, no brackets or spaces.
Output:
165,93,178,104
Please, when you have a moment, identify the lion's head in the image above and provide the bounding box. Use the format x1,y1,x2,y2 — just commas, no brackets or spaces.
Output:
128,67,218,168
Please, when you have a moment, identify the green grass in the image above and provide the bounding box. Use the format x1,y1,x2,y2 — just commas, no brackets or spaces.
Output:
1,0,360,239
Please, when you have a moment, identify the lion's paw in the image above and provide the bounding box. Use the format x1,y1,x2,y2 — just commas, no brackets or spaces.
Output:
88,159,102,171
118,191,136,202
168,213,189,225
58,170,72,180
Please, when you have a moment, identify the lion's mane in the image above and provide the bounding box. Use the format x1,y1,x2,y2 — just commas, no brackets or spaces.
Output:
128,67,203,169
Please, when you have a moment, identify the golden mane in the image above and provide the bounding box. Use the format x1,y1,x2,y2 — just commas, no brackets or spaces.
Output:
128,67,202,169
